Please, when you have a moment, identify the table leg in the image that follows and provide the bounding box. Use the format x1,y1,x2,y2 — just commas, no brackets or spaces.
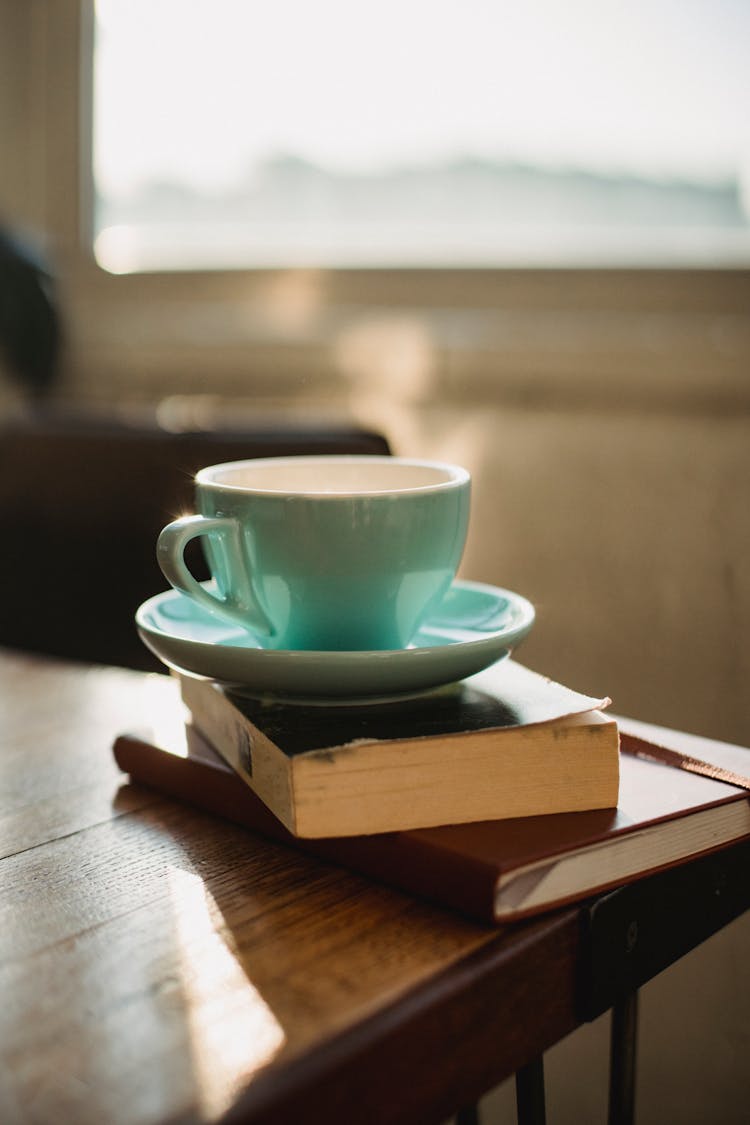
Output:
515,1056,546,1125
608,990,638,1125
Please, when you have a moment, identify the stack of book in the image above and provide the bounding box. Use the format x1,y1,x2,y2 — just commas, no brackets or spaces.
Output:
114,661,750,924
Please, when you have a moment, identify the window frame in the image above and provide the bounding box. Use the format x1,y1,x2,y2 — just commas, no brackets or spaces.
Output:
9,0,750,413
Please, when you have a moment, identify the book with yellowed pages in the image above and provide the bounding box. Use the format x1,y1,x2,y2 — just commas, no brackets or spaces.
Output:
176,661,620,837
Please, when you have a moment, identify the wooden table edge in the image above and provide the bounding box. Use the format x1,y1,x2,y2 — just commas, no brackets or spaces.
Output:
219,907,582,1125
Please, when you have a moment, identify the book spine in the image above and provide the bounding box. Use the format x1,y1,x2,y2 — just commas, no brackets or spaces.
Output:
179,675,297,833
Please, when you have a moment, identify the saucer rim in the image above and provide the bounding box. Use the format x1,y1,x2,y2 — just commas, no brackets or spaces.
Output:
135,578,535,659
135,579,535,700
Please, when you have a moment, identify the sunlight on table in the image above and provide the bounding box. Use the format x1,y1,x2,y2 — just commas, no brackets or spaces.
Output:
169,866,285,1118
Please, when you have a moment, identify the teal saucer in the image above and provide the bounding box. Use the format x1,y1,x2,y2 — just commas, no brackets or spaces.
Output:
135,579,535,701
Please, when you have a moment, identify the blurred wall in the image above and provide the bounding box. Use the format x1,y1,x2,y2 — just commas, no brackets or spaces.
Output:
364,398,749,746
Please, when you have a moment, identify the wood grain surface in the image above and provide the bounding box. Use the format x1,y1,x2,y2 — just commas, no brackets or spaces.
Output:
0,650,584,1125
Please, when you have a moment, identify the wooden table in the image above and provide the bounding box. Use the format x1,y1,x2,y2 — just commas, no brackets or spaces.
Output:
1,649,748,1125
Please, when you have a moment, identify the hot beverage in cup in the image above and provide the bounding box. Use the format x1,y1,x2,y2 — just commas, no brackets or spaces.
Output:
157,455,470,651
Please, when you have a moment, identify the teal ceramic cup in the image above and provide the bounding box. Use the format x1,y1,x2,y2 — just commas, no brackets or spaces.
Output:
156,455,470,651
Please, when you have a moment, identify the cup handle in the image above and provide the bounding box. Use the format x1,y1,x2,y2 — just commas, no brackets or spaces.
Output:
156,514,274,636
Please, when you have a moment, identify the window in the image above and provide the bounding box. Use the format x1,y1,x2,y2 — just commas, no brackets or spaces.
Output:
4,0,748,409
93,0,750,273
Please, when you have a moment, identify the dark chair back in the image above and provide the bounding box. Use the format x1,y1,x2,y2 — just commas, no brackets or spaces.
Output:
0,411,390,670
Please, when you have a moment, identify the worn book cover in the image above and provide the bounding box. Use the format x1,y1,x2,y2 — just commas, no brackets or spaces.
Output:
178,661,619,836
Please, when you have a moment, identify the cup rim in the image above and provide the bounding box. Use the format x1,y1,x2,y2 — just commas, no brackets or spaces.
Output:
195,455,470,497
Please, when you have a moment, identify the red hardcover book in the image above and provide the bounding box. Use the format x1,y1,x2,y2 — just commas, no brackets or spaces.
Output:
113,709,750,924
